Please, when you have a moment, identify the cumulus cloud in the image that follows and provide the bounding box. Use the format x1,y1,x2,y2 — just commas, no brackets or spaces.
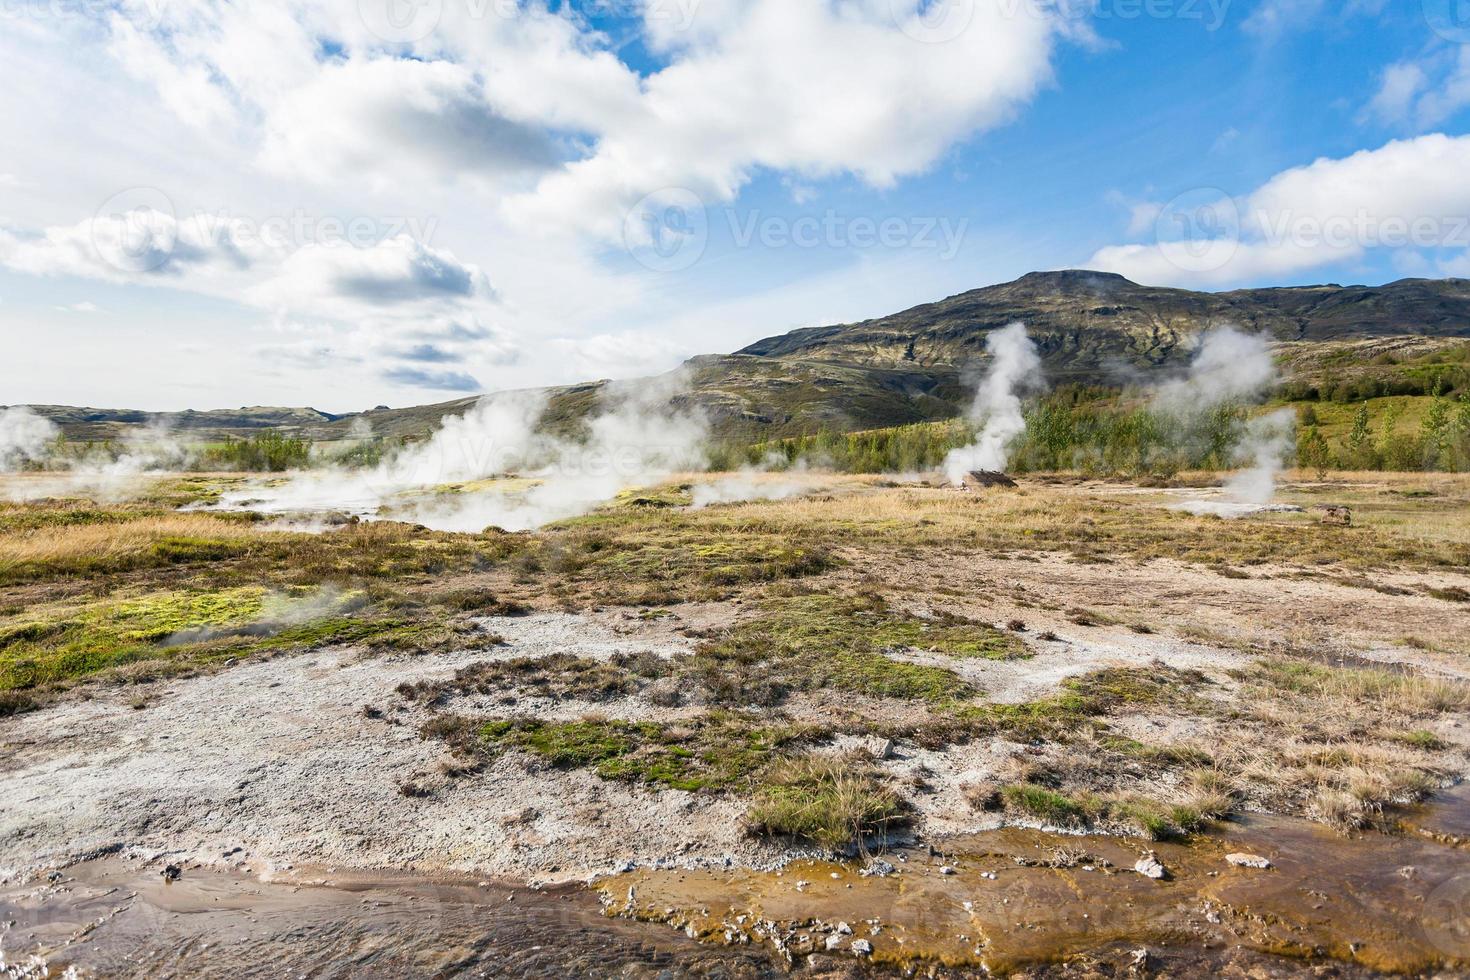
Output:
506,0,1072,238
1088,133,1470,286
260,58,560,188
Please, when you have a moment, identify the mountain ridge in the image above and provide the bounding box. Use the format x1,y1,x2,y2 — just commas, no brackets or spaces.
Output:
16,271,1470,444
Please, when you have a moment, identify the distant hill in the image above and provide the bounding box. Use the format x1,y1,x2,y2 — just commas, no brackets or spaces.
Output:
21,272,1470,445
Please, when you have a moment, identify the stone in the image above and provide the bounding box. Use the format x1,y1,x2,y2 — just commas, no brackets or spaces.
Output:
1225,852,1273,869
850,939,873,956
1134,853,1167,880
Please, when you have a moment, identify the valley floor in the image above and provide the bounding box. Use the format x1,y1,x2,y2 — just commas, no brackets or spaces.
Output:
2,470,1469,976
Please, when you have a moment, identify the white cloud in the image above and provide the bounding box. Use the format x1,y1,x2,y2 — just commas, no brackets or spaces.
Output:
256,236,491,316
260,58,561,190
1365,48,1470,131
506,0,1070,239
1088,133,1470,286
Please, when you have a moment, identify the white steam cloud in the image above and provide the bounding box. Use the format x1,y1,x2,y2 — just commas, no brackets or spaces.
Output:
1165,326,1296,517
943,322,1044,485
0,407,58,471
1222,408,1298,506
214,374,709,532
1155,325,1277,412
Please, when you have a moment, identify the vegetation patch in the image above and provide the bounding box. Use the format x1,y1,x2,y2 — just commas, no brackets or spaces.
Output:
399,651,656,704
745,754,909,849
425,711,824,794
0,585,492,692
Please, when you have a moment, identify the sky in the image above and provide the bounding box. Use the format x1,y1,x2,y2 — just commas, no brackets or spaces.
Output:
1,0,1469,413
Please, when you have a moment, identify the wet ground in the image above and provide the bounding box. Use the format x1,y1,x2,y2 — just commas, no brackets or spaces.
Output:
0,860,781,979
4,794,1469,979
600,791,1470,977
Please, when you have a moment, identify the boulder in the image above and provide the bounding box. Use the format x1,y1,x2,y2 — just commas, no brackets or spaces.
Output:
962,470,1018,490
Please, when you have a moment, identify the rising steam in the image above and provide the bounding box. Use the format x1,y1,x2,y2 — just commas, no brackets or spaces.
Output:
1164,326,1296,517
0,407,58,472
214,374,710,532
943,322,1044,485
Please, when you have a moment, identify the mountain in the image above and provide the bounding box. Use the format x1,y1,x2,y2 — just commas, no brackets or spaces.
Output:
19,272,1470,445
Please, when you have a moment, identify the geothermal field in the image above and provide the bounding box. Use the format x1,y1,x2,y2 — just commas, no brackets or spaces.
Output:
2,331,1470,977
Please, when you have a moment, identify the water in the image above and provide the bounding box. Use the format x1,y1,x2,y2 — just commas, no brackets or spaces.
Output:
0,861,780,979
5,792,1468,978
601,800,1470,976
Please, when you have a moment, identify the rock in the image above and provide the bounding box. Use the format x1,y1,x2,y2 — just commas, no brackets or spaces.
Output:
863,737,896,760
1225,852,1273,869
824,934,845,952
1317,505,1352,527
1134,853,1167,880
850,939,873,956
835,921,853,935
961,470,1018,490
860,859,896,878
1130,947,1151,968
939,865,957,876
161,864,182,882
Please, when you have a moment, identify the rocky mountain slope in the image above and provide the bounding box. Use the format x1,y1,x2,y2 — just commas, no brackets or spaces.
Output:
19,272,1470,444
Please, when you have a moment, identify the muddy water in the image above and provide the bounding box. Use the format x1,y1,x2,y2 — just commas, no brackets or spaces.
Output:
6,799,1470,978
0,860,781,978
600,804,1470,976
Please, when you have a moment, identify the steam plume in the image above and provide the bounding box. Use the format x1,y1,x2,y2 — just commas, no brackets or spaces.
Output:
942,322,1043,485
0,407,57,471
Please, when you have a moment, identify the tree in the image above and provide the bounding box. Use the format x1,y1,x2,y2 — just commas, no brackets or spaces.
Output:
1346,403,1371,468
1420,395,1451,471
1299,425,1332,480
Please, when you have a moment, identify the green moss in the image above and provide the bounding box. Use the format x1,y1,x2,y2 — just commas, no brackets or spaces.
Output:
0,586,446,691
688,593,1016,706
453,712,821,793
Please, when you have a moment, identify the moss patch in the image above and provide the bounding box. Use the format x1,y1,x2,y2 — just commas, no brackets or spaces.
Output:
431,712,823,794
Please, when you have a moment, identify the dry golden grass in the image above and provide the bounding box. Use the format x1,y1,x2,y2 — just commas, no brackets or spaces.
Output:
0,514,263,576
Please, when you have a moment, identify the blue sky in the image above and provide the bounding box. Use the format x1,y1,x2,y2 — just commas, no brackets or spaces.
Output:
2,0,1469,411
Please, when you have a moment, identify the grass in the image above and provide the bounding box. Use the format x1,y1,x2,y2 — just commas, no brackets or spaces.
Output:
746,754,909,849
0,583,499,696
423,711,823,794
688,592,997,704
